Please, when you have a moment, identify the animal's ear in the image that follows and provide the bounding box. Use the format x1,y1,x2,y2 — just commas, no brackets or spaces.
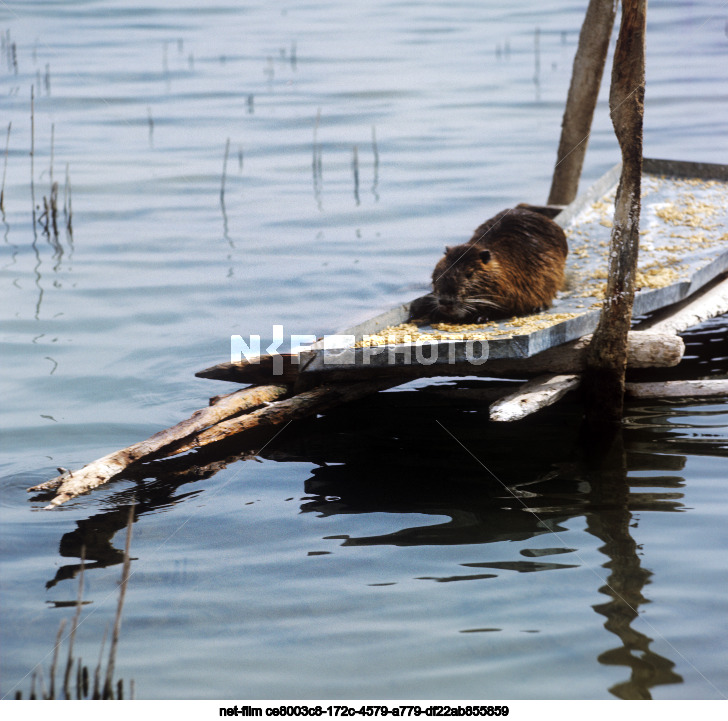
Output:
444,246,452,253
479,249,491,264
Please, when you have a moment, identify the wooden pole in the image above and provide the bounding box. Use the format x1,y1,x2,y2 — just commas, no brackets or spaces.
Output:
547,0,617,205
583,0,647,429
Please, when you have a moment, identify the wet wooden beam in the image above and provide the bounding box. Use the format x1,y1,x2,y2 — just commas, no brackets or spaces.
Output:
583,0,647,429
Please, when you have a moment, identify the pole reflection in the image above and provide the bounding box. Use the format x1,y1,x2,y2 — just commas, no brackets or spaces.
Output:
581,430,683,698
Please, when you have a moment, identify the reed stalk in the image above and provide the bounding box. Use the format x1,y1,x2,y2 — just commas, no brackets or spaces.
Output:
63,547,85,698
0,121,10,212
220,137,230,205
30,86,36,224
103,505,134,699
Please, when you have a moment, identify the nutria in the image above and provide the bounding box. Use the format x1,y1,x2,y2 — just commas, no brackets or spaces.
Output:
411,206,568,323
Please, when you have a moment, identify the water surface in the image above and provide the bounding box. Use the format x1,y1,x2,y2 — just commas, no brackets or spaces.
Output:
1,0,727,701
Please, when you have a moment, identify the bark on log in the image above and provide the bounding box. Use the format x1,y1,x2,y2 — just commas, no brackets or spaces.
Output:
29,380,398,508
485,331,683,376
547,0,617,205
489,374,581,422
166,378,401,455
583,0,647,429
28,384,289,506
625,379,728,399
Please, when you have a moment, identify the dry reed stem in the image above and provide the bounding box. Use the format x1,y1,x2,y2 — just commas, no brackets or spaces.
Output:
63,546,85,698
220,137,230,205
93,625,108,699
1,121,10,212
103,505,134,699
48,618,66,699
30,86,36,221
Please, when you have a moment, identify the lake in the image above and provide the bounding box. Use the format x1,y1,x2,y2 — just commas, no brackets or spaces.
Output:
1,0,727,701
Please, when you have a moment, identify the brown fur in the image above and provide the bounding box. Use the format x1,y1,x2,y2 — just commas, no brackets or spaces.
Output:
414,207,568,322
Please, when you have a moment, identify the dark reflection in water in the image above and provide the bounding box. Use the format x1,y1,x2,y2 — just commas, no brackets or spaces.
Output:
580,432,684,699
31,377,718,698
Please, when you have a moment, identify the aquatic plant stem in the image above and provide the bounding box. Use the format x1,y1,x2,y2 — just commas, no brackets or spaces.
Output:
0,121,10,212
103,506,133,699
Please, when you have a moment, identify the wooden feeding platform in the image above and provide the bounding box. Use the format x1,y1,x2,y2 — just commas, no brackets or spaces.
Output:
198,158,728,384
28,158,728,508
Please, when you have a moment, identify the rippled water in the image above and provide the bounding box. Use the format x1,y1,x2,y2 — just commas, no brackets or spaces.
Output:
1,0,727,701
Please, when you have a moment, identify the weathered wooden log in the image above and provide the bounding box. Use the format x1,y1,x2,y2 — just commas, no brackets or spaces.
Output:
28,384,289,506
583,0,647,428
489,374,581,422
625,379,728,399
484,331,682,376
548,0,617,205
30,380,402,508
166,378,401,455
